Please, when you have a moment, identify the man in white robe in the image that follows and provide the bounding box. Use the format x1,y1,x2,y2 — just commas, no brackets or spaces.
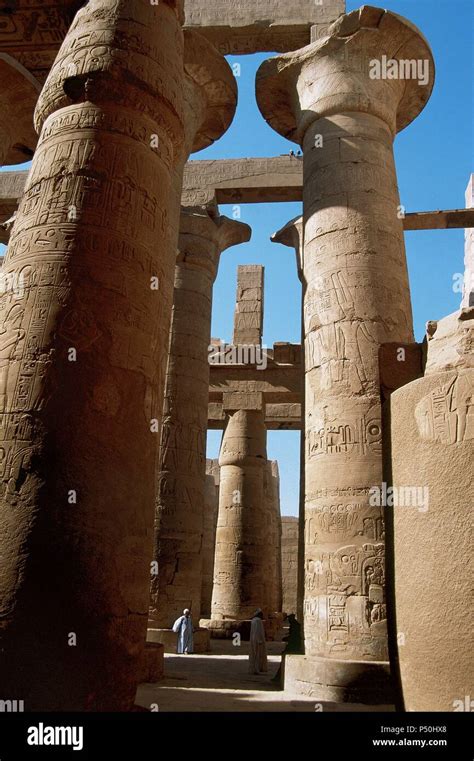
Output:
248,609,268,674
172,609,194,654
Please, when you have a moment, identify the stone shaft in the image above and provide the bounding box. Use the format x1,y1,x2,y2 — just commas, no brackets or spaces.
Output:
388,305,474,710
233,264,264,347
263,460,282,613
150,210,250,627
211,399,269,621
281,516,299,615
201,458,220,617
257,7,435,666
0,0,186,711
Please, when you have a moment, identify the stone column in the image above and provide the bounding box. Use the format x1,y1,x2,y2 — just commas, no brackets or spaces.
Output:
462,175,474,308
0,54,40,167
257,7,434,701
201,458,220,618
0,1,235,711
264,460,283,615
281,517,299,615
388,189,474,710
148,209,251,645
209,392,269,634
272,216,305,626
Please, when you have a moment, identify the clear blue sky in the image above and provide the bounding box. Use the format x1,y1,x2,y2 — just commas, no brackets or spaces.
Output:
1,1,472,517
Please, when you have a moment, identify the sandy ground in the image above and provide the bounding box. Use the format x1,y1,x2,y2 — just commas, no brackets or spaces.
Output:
136,640,395,712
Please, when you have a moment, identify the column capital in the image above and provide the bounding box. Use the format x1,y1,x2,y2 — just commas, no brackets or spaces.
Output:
256,6,435,143
271,215,304,282
183,30,238,154
0,54,40,165
178,208,251,277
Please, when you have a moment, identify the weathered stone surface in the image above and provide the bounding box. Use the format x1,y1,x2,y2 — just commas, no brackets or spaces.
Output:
379,343,423,401
150,209,250,630
462,175,474,308
137,642,164,684
0,0,236,712
0,1,83,83
182,156,303,207
211,394,269,625
263,460,282,614
257,6,435,699
388,310,473,709
201,458,220,617
0,54,40,165
281,516,299,615
233,264,263,347
184,0,345,55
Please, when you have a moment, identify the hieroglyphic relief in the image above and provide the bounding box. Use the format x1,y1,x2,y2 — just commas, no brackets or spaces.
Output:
0,0,190,711
255,6,433,668
415,373,474,444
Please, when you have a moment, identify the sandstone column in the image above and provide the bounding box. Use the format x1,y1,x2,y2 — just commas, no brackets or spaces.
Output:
264,460,283,615
281,517,299,615
149,209,251,645
272,216,305,625
210,392,269,634
201,458,220,618
0,1,235,711
257,6,434,700
388,185,474,710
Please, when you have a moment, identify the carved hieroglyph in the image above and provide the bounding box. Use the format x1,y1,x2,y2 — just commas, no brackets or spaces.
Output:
149,209,250,628
184,0,345,55
0,0,235,711
211,392,269,623
257,7,434,666
201,458,220,617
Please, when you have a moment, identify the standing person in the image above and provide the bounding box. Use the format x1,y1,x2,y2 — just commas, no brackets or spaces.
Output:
248,609,268,674
172,609,194,654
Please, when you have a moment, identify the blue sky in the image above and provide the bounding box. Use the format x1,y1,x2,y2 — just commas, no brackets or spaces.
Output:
1,0,472,517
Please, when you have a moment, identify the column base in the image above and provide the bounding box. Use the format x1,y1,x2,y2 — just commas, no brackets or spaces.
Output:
200,616,283,641
147,627,210,654
137,642,164,683
283,655,394,704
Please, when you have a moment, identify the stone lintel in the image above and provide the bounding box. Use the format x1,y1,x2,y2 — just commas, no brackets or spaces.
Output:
222,391,264,413
183,0,345,55
2,166,474,244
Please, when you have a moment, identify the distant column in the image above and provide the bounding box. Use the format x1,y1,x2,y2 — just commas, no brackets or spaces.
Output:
281,517,299,615
210,393,268,632
201,459,220,618
264,460,282,614
149,210,250,633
